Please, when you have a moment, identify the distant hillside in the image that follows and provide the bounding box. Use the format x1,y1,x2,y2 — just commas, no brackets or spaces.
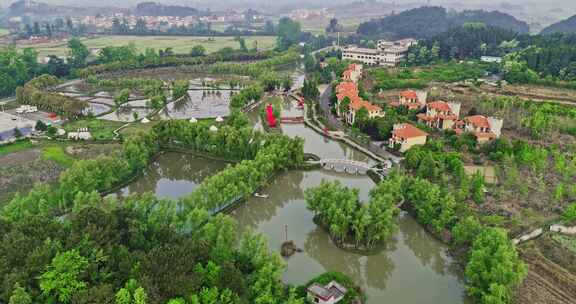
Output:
541,15,576,34
135,2,200,17
357,6,529,39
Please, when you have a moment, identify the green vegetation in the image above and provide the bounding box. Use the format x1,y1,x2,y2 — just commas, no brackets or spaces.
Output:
551,234,576,254
0,113,307,303
370,62,487,91
19,35,277,58
0,47,41,97
563,203,576,223
63,119,125,141
41,145,75,167
305,177,400,250
465,228,527,303
0,140,34,156
0,28,9,37
16,74,87,118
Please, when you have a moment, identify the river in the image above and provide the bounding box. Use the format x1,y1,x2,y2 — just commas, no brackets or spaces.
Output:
119,78,468,303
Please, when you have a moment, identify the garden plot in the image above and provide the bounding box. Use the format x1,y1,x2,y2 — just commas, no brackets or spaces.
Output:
160,90,231,119
98,108,155,122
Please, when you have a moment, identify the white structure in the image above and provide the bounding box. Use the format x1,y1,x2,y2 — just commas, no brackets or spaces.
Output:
15,105,38,114
67,128,92,140
481,56,502,63
342,38,417,67
209,125,218,132
215,116,224,123
141,118,150,124
189,117,198,123
307,281,347,304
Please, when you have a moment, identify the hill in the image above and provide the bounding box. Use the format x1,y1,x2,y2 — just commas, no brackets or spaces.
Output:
541,15,576,34
357,6,529,39
135,2,200,17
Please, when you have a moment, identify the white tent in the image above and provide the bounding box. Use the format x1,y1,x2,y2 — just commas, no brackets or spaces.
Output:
209,125,218,132
141,117,150,124
189,117,198,123
215,116,224,123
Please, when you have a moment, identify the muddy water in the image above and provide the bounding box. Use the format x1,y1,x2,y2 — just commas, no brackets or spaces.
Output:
117,152,228,199
234,102,468,303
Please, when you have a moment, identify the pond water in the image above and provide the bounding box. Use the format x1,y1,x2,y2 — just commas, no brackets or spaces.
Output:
98,107,155,122
117,152,228,199
161,90,232,119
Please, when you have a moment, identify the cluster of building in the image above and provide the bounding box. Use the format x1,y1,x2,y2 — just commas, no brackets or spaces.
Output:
388,89,503,152
78,10,263,31
289,8,334,20
342,38,417,67
335,64,384,125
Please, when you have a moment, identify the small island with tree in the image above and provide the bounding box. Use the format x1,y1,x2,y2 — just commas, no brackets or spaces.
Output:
304,175,402,251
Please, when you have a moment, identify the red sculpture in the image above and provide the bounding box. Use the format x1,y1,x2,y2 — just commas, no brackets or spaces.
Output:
266,104,276,127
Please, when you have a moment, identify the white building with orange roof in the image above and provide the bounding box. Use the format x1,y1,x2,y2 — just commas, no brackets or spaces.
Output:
390,90,427,110
335,64,384,125
388,123,428,152
454,115,503,143
341,63,363,83
417,101,461,130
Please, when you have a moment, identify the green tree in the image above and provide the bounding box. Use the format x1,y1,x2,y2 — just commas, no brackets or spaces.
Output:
9,283,32,304
114,88,130,107
191,45,206,57
563,203,576,223
276,17,301,50
465,228,527,303
67,38,89,67
40,249,89,303
354,107,369,129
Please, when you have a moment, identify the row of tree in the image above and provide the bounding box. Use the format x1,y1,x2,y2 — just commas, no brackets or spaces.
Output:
15,74,88,118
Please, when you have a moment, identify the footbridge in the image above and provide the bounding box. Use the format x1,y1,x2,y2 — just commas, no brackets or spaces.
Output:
308,159,375,175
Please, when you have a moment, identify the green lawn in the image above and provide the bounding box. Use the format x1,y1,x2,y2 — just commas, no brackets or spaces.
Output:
0,28,9,37
41,144,75,167
0,140,34,156
21,35,277,58
64,119,125,141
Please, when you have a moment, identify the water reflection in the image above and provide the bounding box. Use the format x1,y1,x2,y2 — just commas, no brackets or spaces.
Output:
231,170,468,304
117,152,227,199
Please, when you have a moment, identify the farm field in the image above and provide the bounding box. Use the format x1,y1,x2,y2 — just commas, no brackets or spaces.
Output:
0,28,9,37
13,35,277,58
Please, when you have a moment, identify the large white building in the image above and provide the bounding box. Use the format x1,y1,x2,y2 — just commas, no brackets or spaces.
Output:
342,38,417,67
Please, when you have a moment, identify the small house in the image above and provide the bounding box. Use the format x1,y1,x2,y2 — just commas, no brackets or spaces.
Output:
416,101,461,130
391,90,426,110
307,281,347,304
454,115,503,143
388,123,428,153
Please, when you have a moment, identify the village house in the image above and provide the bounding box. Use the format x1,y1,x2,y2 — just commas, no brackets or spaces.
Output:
307,281,347,304
390,90,427,110
389,123,428,153
341,63,362,83
416,101,461,130
454,115,503,143
335,64,384,125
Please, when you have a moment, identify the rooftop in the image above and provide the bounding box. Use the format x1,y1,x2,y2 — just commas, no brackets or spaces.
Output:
392,123,428,139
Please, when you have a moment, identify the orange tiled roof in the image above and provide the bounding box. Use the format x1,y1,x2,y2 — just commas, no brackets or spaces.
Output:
400,90,418,99
464,115,490,128
427,101,452,112
392,123,428,139
349,96,381,112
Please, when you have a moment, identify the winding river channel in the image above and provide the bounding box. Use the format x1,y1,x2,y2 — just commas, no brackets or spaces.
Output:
118,73,469,303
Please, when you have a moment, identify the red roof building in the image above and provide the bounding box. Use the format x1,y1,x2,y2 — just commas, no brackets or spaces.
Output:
416,101,461,130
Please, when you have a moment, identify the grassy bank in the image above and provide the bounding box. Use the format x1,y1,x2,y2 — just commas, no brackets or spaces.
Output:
16,35,277,58
0,140,34,156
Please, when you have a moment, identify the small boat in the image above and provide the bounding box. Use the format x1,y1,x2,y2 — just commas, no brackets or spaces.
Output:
254,193,269,198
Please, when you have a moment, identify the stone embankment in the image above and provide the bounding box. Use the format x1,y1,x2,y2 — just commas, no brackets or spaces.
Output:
513,224,576,245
